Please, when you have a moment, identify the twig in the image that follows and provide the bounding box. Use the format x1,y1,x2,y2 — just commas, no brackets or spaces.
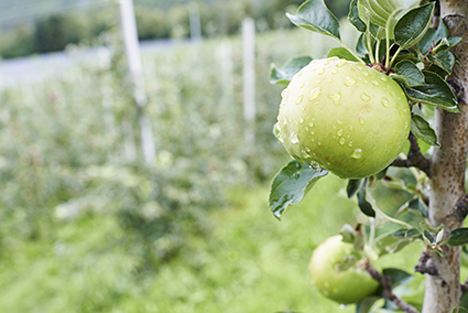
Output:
452,194,468,222
391,132,432,177
414,250,439,276
364,261,421,313
461,277,468,294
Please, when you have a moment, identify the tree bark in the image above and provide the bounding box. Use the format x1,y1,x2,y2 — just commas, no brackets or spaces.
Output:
422,1,468,312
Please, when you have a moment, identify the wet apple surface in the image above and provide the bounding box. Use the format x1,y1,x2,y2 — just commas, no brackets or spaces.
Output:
275,57,411,179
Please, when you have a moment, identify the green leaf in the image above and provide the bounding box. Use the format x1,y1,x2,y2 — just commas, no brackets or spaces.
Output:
269,160,328,219
394,2,435,49
404,71,460,113
349,0,366,32
357,180,375,217
356,33,369,54
447,36,462,47
270,56,313,85
390,60,424,87
357,296,382,313
408,198,428,218
382,268,413,287
426,64,447,78
434,51,456,75
358,0,399,28
448,228,468,246
411,115,439,147
286,0,340,40
417,20,449,55
347,179,363,198
327,47,361,62
340,224,357,244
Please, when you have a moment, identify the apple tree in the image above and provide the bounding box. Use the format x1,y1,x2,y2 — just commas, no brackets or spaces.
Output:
268,0,468,312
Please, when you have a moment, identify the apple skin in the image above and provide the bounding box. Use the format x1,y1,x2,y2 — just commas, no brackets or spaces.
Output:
309,235,380,304
275,57,411,179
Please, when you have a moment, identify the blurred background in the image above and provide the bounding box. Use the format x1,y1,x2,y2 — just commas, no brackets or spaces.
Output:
0,0,422,312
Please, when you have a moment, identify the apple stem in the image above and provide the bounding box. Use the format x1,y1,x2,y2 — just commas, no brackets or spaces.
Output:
364,261,421,313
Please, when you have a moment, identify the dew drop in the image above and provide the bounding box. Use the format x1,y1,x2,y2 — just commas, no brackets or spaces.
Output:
305,127,309,131
349,126,354,131
309,87,322,100
296,94,304,104
328,78,333,83
359,118,365,125
311,131,315,135
339,138,346,145
305,147,311,153
318,142,322,146
296,72,303,78
337,119,343,125
300,83,305,88
299,118,304,123
380,76,387,82
337,129,343,137
362,71,369,77
371,80,379,86
331,69,338,75
301,106,305,111
291,133,299,144
324,61,330,65
348,141,353,147
344,77,356,86
281,89,288,97
381,97,389,108
309,122,314,127
336,60,347,67
328,91,342,106
360,93,371,102
318,68,325,75
351,149,362,159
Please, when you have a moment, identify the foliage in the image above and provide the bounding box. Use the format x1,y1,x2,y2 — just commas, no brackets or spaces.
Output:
268,0,466,311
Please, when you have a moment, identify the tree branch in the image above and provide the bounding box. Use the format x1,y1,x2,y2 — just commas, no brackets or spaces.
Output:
452,194,468,222
461,277,468,294
391,132,432,177
364,261,421,313
415,249,439,276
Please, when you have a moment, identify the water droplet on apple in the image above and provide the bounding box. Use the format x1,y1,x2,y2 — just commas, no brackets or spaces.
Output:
380,76,387,82
311,131,315,135
362,71,369,77
339,138,346,145
349,126,354,131
337,119,343,125
300,83,305,88
318,68,325,75
337,129,343,137
348,141,353,147
336,60,347,67
296,72,303,78
344,77,356,86
318,142,322,146
299,118,304,123
359,118,365,125
331,69,338,75
281,88,288,97
381,97,389,108
296,94,304,104
360,93,371,102
309,87,322,100
351,149,362,159
290,132,299,144
301,106,305,111
328,91,342,106
309,122,314,127
371,80,379,86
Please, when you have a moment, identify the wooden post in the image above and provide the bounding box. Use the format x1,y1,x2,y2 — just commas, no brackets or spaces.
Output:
119,0,155,165
189,2,202,42
242,17,256,145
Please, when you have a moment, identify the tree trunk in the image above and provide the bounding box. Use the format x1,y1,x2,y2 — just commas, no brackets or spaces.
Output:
422,1,468,312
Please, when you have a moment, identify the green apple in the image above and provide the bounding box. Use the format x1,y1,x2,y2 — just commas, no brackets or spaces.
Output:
309,235,379,304
275,57,411,179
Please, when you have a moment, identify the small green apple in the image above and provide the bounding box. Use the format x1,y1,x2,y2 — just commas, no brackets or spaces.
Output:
275,57,411,179
309,235,380,304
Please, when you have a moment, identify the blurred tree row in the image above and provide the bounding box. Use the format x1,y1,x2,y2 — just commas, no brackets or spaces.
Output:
0,0,350,59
